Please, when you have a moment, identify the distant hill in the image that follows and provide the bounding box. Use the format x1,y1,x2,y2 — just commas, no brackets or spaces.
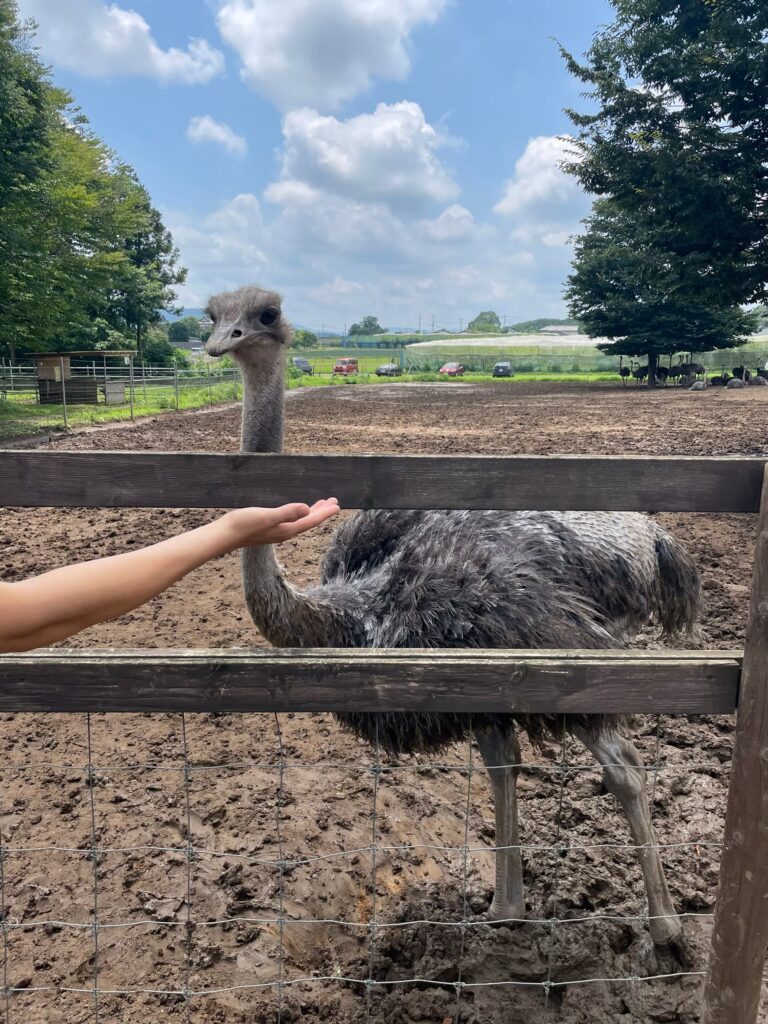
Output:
508,317,580,333
161,307,203,322
163,309,581,336
165,308,337,336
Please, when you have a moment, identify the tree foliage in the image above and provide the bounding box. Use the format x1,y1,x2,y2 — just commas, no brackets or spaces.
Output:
567,199,758,375
0,1,185,361
291,328,318,348
142,330,190,368
168,316,202,343
562,0,768,379
349,316,386,336
467,311,502,332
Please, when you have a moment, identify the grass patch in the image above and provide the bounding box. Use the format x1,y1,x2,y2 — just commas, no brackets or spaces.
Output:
0,382,239,442
286,370,620,389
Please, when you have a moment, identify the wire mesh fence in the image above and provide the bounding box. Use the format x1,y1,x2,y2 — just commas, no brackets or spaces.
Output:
0,363,241,442
0,707,730,1022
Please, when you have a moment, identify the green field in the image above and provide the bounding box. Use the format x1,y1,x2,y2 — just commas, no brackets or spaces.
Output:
286,370,617,389
3,338,767,443
294,338,768,375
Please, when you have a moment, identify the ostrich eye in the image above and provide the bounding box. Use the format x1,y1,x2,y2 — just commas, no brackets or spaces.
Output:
260,307,279,327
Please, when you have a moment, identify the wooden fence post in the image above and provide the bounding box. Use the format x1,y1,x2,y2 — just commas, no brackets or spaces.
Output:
59,355,68,431
704,465,768,1024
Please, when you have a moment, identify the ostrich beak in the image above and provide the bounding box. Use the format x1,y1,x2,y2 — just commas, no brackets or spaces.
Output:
205,321,248,357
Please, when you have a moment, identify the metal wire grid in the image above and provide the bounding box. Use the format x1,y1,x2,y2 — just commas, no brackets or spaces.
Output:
0,711,724,1021
543,722,569,1015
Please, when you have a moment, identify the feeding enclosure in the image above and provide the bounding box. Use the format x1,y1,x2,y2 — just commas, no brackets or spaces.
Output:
0,449,767,1024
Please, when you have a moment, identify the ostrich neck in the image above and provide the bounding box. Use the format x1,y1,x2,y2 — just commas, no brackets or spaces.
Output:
240,357,285,454
238,357,336,647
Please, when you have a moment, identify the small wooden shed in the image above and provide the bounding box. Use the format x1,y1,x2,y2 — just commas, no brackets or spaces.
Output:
31,350,133,405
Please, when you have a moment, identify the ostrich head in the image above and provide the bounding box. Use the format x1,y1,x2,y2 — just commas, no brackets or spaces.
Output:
204,285,292,364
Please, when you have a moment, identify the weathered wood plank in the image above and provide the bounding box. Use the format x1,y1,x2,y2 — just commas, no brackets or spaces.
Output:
704,465,768,1024
0,648,741,714
0,451,764,511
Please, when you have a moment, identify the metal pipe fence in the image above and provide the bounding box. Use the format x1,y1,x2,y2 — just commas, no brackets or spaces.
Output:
0,364,241,441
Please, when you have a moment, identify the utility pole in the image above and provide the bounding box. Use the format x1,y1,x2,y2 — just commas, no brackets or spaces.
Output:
459,318,463,332
418,312,422,334
432,314,435,333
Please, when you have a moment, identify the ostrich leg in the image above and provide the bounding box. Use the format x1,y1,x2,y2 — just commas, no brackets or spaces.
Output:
574,726,681,946
475,725,525,921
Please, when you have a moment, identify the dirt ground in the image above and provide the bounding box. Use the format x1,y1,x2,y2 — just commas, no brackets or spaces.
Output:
1,381,767,1024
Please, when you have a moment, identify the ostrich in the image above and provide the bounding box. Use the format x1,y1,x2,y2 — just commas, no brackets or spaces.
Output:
631,362,648,385
205,285,701,949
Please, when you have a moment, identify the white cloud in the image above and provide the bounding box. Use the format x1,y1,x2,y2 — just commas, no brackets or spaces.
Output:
167,134,589,328
273,103,458,209
495,135,588,265
17,0,224,83
187,115,248,157
420,204,476,241
166,194,268,300
216,0,447,110
169,188,569,328
495,135,582,216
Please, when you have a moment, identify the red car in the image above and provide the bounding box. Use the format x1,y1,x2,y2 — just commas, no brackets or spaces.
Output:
438,361,465,377
333,358,359,376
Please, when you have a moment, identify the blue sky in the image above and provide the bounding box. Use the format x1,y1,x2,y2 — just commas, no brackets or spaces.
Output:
18,0,613,330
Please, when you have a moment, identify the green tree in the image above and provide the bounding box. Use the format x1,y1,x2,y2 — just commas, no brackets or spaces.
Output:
561,0,768,385
141,330,189,368
467,311,502,332
114,197,186,358
292,328,318,348
349,316,385,335
566,199,758,379
0,1,61,359
168,316,201,343
0,1,186,361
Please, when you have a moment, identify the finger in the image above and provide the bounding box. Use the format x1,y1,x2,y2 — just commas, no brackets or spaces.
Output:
263,502,311,527
273,502,340,540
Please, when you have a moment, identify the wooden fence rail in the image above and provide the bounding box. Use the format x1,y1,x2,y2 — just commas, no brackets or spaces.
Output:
0,648,742,715
1,449,767,1023
1,450,765,511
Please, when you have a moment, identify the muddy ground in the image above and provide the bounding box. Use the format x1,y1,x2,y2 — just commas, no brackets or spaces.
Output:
1,381,767,1023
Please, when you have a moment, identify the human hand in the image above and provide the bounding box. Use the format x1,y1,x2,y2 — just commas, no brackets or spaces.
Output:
218,498,340,551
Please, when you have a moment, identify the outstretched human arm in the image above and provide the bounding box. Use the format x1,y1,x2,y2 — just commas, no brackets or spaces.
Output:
0,499,339,653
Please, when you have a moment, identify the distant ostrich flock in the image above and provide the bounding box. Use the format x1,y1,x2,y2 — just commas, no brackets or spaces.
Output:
619,357,768,389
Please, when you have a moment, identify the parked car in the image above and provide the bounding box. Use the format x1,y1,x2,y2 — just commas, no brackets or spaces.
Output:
492,361,514,378
375,363,403,377
438,362,465,377
291,356,313,375
333,358,359,376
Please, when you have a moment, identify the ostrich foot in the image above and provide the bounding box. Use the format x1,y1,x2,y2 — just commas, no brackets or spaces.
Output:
648,909,682,948
653,923,692,973
483,897,527,925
